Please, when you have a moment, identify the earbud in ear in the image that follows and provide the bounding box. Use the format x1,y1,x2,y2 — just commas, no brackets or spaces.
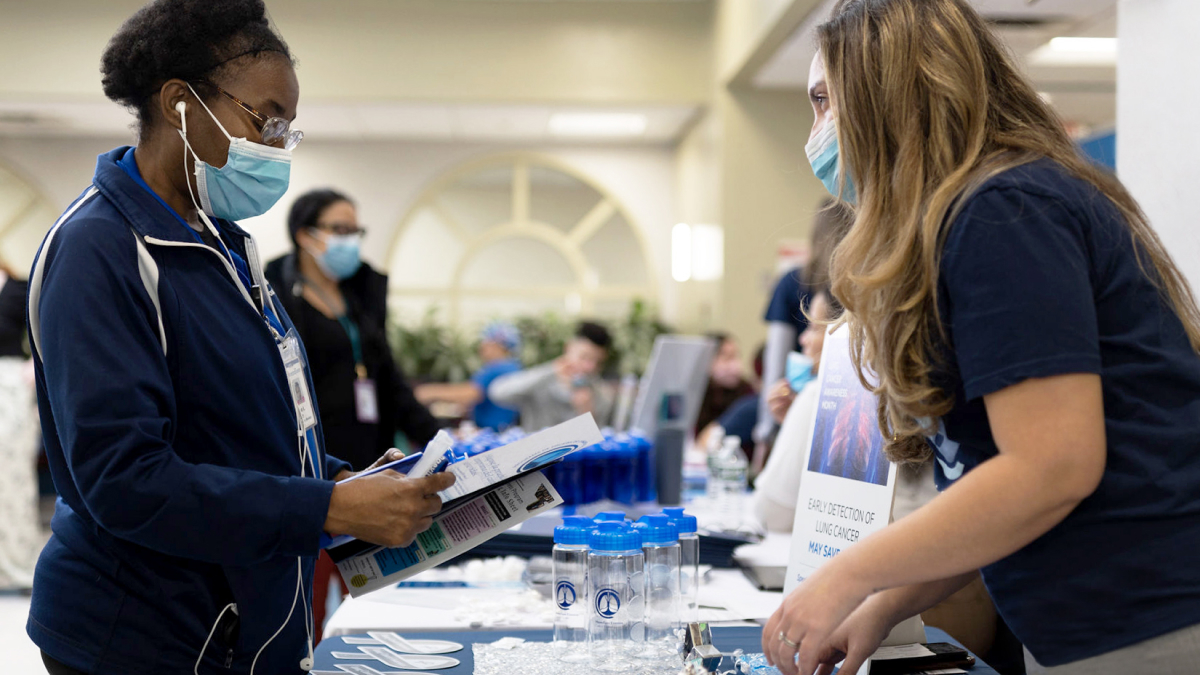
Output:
175,101,186,114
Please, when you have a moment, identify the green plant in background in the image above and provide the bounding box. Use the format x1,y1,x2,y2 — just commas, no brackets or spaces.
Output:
609,298,671,376
388,299,672,383
389,307,479,383
513,312,575,367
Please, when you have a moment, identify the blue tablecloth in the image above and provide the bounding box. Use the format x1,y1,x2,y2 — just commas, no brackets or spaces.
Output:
314,625,999,674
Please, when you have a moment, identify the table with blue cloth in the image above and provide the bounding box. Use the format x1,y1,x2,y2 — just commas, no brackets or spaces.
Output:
313,625,998,674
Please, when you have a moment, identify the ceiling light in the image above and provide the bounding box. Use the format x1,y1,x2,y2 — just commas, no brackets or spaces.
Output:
549,113,647,138
1030,37,1118,67
1048,37,1118,54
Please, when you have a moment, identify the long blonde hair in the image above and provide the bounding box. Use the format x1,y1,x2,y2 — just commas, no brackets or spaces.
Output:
818,0,1200,463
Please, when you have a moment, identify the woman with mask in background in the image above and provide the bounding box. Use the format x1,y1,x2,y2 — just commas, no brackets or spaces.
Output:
695,332,756,435
764,1,1200,674
265,188,442,641
26,2,453,673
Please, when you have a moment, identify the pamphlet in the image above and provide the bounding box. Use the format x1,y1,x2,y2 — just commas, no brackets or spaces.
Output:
328,414,604,596
332,472,563,597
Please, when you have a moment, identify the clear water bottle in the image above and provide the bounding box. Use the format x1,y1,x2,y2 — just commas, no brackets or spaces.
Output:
587,521,645,671
704,427,727,501
634,514,681,659
553,516,594,662
662,507,700,623
711,436,748,528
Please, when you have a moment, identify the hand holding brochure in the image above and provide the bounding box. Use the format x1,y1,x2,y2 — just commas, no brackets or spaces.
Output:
327,414,603,596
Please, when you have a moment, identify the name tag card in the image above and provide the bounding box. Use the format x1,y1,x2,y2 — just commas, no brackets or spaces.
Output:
278,329,317,431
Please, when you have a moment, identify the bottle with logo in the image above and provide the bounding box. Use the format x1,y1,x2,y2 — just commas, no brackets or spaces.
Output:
634,514,681,658
587,521,645,670
662,507,700,623
552,515,594,662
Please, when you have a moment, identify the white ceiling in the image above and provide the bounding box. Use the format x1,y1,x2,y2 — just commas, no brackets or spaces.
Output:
754,0,1118,130
0,99,699,145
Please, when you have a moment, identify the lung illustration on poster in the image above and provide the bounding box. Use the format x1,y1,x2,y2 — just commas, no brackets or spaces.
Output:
806,332,889,487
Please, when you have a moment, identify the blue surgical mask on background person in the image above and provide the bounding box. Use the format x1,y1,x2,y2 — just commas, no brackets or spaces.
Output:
179,84,292,221
307,232,363,280
805,120,856,204
786,351,815,392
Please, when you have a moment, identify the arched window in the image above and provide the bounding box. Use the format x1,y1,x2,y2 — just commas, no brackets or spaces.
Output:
0,162,58,277
386,154,656,326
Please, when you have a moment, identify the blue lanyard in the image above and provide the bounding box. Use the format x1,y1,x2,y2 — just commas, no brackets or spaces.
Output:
117,148,284,335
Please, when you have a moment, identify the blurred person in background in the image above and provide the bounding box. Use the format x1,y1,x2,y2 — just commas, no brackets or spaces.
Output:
490,321,614,430
266,188,440,472
753,200,855,466
266,188,443,641
695,331,756,434
752,288,836,532
415,321,523,431
0,262,40,591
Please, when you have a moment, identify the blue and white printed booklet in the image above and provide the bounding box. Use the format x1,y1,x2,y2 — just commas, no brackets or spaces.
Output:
328,414,603,597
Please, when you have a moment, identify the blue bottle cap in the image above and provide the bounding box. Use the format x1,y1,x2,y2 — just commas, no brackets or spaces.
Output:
588,520,642,552
662,507,698,535
636,514,679,544
611,435,638,458
554,515,594,546
594,511,626,522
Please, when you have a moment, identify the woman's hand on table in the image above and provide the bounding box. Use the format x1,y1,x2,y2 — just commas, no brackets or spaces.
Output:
325,470,456,547
762,561,875,675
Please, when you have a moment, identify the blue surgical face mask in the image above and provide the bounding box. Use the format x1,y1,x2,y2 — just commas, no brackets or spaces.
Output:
308,233,362,281
179,84,292,222
806,120,856,204
786,351,815,392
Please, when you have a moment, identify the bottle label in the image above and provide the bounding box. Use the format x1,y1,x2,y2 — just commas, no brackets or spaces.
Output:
595,588,622,618
555,580,578,610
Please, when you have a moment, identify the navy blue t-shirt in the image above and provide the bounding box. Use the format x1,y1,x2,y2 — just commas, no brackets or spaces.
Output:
764,267,811,334
926,159,1200,666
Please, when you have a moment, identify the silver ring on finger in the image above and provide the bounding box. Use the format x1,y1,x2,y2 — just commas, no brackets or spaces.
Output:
779,631,800,650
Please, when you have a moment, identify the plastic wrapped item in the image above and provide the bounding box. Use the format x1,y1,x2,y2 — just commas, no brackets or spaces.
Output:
583,442,610,504
629,431,658,502
554,451,584,505
607,437,639,505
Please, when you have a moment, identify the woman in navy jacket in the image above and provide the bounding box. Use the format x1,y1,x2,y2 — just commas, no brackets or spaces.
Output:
25,1,453,673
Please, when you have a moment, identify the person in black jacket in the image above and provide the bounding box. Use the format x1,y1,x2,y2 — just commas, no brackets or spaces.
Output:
265,188,441,641
266,189,439,471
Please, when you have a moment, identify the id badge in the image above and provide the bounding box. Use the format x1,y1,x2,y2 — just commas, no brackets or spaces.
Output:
278,329,317,431
354,378,380,424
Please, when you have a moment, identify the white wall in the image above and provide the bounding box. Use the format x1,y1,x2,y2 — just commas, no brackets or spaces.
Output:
1117,0,1200,290
0,134,678,321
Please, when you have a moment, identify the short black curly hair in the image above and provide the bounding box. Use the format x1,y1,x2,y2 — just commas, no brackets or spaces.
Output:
100,0,293,131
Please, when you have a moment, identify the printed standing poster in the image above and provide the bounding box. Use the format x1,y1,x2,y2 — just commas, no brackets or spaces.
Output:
785,326,898,592
782,326,926,673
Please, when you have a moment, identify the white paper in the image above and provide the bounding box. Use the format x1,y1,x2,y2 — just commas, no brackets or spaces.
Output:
870,644,937,661
439,414,603,501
